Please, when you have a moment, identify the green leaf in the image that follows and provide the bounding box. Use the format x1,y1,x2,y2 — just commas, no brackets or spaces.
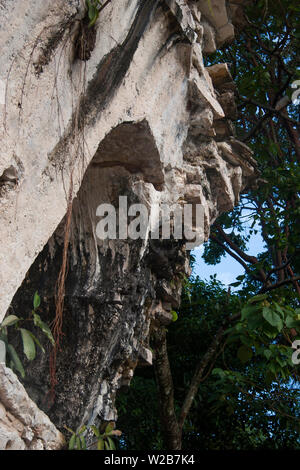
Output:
171,310,178,322
223,326,236,335
229,281,241,288
105,422,114,434
241,304,258,320
107,436,116,450
87,0,99,27
104,440,110,450
247,313,263,330
212,368,225,378
64,426,75,434
20,328,36,361
97,438,104,450
88,4,97,21
79,434,86,450
69,433,76,450
264,349,272,360
76,436,81,450
268,362,278,377
27,331,45,353
237,345,253,363
264,326,278,339
248,294,268,304
273,302,284,318
78,425,87,435
0,315,20,328
33,313,55,345
285,315,299,329
276,356,286,368
91,425,100,438
262,307,283,331
33,291,41,310
7,344,25,378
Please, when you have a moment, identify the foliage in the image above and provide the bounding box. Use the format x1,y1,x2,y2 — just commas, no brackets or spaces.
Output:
225,293,300,382
90,422,122,450
201,0,300,300
65,425,87,450
65,422,122,450
86,0,101,27
117,277,300,450
85,0,111,27
117,376,163,450
0,292,54,378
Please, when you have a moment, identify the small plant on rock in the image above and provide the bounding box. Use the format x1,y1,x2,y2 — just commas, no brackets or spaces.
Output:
85,0,112,27
0,291,54,377
65,422,122,450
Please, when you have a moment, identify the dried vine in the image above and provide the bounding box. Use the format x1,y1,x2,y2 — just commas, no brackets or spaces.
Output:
49,173,74,401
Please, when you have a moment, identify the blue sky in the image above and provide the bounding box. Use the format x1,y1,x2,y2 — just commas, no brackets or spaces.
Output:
192,228,266,287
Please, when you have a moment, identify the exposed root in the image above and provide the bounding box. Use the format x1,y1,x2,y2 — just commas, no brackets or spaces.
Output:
49,172,74,402
74,16,97,61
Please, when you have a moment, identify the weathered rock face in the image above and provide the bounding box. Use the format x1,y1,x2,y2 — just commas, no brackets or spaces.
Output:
0,364,64,449
0,0,256,449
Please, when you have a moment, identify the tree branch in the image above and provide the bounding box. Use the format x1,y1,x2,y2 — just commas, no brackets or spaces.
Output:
178,325,225,431
178,313,240,431
260,276,300,293
214,225,267,283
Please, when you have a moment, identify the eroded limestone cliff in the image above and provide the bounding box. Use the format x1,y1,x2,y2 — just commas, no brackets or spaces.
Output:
0,0,256,449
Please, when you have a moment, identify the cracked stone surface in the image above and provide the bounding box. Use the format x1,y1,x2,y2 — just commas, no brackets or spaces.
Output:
0,364,65,450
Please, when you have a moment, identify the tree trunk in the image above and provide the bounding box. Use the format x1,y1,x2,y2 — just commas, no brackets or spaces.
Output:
152,328,182,450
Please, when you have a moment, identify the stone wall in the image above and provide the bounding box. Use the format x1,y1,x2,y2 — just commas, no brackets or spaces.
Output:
0,0,256,449
0,364,64,449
